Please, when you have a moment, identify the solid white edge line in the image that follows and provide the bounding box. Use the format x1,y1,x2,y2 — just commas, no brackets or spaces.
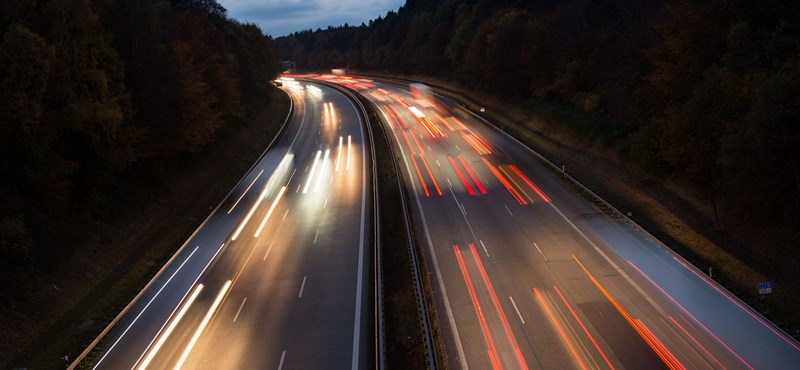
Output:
227,170,264,214
174,280,232,370
129,243,226,370
95,246,199,370
344,95,366,370
137,284,204,370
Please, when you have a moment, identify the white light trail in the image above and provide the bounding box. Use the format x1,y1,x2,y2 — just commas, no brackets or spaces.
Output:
409,106,425,118
231,185,270,240
314,149,330,192
137,284,204,370
303,151,322,194
336,136,343,172
174,280,232,370
346,135,352,171
253,186,287,237
227,170,264,214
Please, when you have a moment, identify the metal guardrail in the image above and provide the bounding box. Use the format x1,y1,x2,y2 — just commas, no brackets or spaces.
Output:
69,91,295,369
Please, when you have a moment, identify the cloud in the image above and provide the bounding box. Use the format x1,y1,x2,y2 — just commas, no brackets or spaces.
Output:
219,0,404,37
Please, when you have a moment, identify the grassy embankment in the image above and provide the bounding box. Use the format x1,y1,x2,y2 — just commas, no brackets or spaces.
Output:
2,89,290,369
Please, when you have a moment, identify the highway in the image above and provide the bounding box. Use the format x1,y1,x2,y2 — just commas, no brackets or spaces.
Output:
321,75,800,369
81,81,372,369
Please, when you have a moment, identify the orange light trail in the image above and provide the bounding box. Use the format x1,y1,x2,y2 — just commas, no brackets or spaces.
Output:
470,245,529,369
454,245,502,370
636,319,686,370
424,118,445,137
573,255,684,370
433,112,455,131
411,130,427,154
388,105,407,128
410,154,429,197
401,130,416,155
419,154,442,196
449,156,476,196
482,158,527,205
473,133,493,154
670,315,726,369
553,285,615,370
628,260,755,369
418,118,437,138
500,166,535,204
450,116,467,130
508,165,551,202
383,104,400,129
458,156,487,194
463,134,488,156
534,287,588,370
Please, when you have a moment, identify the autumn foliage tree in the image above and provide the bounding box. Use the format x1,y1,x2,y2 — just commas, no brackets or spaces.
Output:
0,0,282,300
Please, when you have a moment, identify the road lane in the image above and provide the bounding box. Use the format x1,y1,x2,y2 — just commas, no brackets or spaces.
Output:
85,81,372,370
336,76,800,370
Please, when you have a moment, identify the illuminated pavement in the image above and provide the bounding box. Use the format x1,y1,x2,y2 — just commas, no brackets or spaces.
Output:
88,81,371,369
324,76,800,370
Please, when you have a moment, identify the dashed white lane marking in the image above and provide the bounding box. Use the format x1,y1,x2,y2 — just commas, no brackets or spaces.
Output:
510,296,525,324
233,297,247,322
277,350,286,370
298,276,307,298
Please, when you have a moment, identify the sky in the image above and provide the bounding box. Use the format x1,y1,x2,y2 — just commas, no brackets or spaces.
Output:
218,0,406,37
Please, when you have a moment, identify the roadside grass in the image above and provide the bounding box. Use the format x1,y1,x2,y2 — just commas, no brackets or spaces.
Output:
2,89,290,369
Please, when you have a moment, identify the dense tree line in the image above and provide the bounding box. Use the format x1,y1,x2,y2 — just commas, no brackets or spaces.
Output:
274,0,800,270
0,0,282,300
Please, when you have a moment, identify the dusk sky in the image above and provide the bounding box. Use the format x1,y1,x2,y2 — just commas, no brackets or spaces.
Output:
218,0,405,37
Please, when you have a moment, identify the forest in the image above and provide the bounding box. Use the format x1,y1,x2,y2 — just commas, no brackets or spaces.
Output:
0,0,282,301
274,0,800,304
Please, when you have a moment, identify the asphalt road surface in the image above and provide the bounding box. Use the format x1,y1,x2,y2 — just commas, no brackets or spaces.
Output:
85,81,371,370
325,75,800,370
